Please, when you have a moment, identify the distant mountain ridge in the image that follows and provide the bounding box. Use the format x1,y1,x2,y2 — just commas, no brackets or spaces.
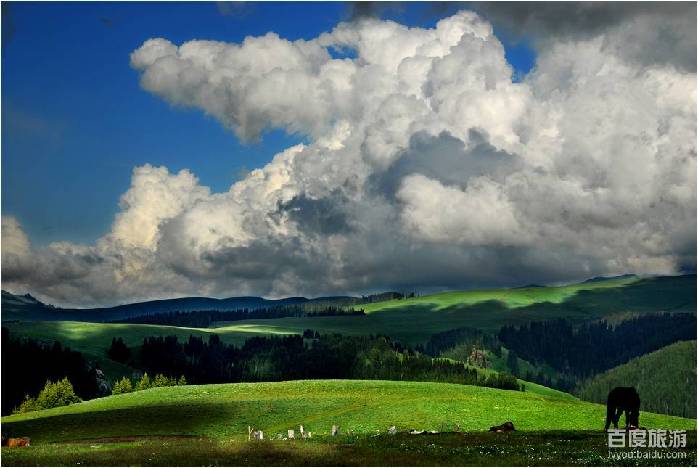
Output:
2,274,693,323
0,290,405,322
582,273,638,283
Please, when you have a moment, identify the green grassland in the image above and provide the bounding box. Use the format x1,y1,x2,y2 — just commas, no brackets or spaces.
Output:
2,380,695,466
576,341,697,418
3,380,693,442
362,276,639,313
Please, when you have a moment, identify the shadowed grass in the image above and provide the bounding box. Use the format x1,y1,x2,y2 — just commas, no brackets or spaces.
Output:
1,431,696,466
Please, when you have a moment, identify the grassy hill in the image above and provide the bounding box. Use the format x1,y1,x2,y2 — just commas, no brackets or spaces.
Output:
211,275,695,344
362,275,639,313
3,380,694,444
575,341,697,418
2,380,695,466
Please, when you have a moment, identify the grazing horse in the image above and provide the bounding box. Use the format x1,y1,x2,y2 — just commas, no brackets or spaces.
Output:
605,387,640,431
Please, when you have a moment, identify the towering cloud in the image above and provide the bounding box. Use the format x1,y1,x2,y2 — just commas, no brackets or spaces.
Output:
3,9,695,306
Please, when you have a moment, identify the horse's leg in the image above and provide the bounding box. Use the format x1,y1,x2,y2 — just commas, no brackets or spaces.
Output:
613,408,622,429
605,404,615,431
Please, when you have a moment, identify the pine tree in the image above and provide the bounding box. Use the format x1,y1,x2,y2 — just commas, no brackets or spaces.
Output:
106,337,131,363
112,377,133,395
135,373,151,391
152,374,175,387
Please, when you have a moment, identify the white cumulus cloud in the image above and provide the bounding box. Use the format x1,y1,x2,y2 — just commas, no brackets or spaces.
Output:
2,9,695,306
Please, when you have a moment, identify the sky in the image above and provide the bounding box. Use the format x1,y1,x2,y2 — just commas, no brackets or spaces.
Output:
1,2,696,307
2,2,535,246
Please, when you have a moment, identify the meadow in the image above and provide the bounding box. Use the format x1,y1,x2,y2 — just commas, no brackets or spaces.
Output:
2,380,695,466
3,380,694,441
361,275,639,313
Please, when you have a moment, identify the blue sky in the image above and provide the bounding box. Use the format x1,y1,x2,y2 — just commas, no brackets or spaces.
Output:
2,2,535,246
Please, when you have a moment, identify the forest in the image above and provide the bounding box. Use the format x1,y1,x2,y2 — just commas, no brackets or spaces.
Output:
421,326,500,357
1,328,105,415
0,327,522,416
498,313,696,377
112,306,365,328
576,340,696,418
121,331,522,391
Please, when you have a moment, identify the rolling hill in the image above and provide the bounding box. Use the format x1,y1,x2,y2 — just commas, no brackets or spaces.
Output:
575,341,697,418
1,291,320,322
0,290,407,323
4,275,694,329
3,380,694,445
212,275,696,343
4,380,695,466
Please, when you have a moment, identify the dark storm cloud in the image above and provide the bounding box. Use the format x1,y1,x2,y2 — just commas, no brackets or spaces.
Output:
475,2,689,38
278,190,354,236
2,247,104,288
373,130,520,198
474,2,696,70
347,2,695,70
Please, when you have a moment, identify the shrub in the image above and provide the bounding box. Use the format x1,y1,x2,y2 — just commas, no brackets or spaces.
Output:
177,375,187,386
135,373,151,391
111,377,133,395
13,378,81,414
15,395,40,414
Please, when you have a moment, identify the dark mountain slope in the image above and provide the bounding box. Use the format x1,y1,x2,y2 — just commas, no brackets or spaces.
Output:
575,341,697,418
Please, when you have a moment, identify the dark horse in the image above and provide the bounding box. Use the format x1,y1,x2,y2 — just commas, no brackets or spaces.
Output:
605,387,640,431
